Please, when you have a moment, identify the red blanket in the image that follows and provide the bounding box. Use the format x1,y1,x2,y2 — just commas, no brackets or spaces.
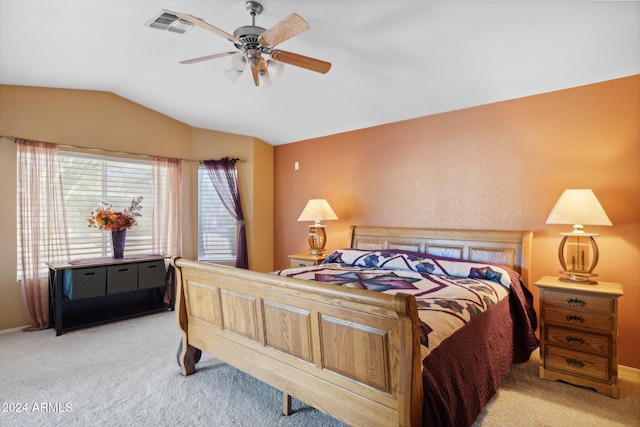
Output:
422,278,538,426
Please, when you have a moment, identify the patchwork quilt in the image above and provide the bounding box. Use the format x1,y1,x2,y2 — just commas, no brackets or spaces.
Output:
276,249,525,358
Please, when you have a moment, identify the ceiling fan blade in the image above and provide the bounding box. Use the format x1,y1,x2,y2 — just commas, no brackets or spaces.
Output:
176,13,242,43
179,52,236,65
270,50,331,74
258,13,309,47
250,65,260,86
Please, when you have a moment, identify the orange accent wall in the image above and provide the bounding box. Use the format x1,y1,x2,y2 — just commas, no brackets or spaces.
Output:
274,75,640,369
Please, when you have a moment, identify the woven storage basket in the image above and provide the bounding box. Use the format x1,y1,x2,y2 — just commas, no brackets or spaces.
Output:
138,260,166,290
107,264,138,294
69,267,106,299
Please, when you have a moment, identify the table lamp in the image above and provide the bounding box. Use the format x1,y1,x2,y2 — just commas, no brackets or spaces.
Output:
546,189,612,283
297,199,338,255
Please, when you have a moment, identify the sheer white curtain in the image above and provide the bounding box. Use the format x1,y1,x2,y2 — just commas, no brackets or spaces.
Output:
152,157,182,257
17,139,70,330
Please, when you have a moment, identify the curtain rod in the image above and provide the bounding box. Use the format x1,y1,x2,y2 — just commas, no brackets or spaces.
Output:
0,135,245,163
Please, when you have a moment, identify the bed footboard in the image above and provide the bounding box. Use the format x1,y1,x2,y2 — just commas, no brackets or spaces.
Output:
172,257,423,427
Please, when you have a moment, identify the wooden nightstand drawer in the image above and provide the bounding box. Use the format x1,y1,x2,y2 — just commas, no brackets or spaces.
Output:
288,253,328,268
544,290,613,314
290,258,318,268
546,325,610,356
543,306,613,332
546,345,610,381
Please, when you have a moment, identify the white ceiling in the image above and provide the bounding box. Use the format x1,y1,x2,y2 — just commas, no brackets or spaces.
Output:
1,1,639,146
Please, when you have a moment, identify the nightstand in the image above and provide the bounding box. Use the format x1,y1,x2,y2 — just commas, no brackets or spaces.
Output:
535,276,623,398
288,253,328,268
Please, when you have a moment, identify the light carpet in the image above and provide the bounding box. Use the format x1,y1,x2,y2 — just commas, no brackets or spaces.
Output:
1,311,638,427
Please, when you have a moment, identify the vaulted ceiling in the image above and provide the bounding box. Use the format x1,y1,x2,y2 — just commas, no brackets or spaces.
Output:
1,1,638,145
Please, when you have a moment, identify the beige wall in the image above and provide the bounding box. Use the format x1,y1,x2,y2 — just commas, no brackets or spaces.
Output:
189,128,274,271
273,75,640,369
0,85,273,330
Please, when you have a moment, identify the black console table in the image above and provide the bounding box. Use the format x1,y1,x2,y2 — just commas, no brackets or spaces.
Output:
47,255,173,335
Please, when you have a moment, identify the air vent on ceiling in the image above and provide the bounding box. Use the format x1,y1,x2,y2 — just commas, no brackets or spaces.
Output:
145,10,193,34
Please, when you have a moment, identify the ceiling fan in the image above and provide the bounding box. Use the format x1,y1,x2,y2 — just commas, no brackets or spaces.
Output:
177,1,331,87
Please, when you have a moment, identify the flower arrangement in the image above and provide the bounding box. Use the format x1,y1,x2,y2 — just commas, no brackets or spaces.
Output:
88,197,143,232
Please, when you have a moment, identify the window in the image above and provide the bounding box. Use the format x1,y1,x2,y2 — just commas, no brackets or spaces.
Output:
59,152,154,260
198,165,237,262
17,149,184,280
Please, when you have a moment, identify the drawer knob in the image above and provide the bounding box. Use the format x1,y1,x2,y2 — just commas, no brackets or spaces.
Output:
566,336,585,345
566,358,585,368
566,298,586,306
566,314,585,324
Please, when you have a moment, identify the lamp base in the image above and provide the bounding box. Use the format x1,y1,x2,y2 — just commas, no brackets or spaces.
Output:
558,271,599,284
556,233,600,285
307,225,327,255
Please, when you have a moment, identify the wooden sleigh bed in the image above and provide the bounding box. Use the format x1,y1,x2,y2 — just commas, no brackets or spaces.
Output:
172,226,539,427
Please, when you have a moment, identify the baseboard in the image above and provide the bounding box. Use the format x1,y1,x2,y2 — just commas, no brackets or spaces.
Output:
619,364,640,383
0,325,29,335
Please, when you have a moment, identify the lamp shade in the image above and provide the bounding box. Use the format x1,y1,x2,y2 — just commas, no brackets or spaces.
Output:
231,52,247,71
297,199,338,223
267,60,284,79
546,189,612,229
225,67,243,83
258,70,272,88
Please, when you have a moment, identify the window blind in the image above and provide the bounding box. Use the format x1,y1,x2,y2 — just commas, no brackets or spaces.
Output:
197,165,237,262
59,152,154,260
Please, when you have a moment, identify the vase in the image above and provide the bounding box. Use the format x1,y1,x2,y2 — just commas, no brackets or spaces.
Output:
111,229,126,259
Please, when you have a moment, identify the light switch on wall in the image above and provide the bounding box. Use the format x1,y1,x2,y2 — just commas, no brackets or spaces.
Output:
294,161,299,170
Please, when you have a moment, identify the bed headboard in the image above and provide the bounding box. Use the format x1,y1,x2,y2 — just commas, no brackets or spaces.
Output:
349,226,533,286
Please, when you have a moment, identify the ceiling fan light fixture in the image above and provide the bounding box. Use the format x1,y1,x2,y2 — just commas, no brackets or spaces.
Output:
225,67,243,83
231,52,247,71
176,1,331,87
266,60,284,79
258,70,272,88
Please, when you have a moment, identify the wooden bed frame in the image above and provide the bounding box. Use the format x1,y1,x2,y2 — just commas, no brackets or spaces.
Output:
173,226,532,427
